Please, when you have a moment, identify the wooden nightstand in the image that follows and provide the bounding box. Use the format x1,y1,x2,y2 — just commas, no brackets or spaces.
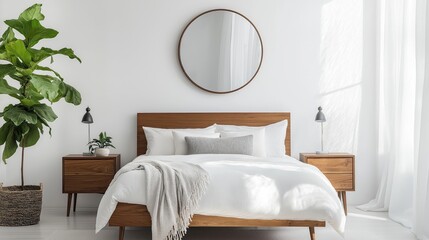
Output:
62,154,121,216
300,153,355,215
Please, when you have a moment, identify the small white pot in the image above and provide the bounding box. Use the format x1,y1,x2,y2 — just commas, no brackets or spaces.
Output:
95,148,110,157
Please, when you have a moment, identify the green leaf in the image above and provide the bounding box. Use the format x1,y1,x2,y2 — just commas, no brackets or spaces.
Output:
0,28,15,60
32,104,57,122
19,123,30,136
0,122,14,145
3,126,18,162
0,78,20,95
35,65,63,80
15,66,35,76
3,105,38,126
37,116,50,135
105,143,115,148
21,124,40,148
20,98,40,107
61,82,81,105
40,47,81,63
35,120,45,135
2,27,15,41
5,19,58,48
27,48,51,63
0,52,7,61
4,19,24,35
30,74,61,102
2,104,13,114
0,27,16,48
0,64,15,78
5,40,32,66
25,84,45,101
18,4,45,21
8,72,27,83
12,122,29,144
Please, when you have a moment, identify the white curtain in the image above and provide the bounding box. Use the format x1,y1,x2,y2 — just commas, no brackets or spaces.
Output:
217,14,260,90
217,14,234,90
358,0,429,239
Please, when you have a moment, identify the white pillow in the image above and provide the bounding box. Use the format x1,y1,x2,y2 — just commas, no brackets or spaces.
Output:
264,120,288,156
220,128,266,157
143,125,216,155
215,119,288,157
173,131,220,155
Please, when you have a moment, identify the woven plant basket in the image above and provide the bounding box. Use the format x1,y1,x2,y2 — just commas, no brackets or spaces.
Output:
0,183,43,226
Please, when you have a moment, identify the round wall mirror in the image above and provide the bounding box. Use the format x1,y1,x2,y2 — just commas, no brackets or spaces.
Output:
179,9,263,94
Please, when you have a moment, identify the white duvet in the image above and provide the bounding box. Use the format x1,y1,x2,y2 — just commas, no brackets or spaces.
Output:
96,154,346,235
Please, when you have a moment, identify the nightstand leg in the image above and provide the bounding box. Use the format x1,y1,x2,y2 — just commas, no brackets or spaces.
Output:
67,193,72,217
338,192,342,200
119,226,125,240
73,193,77,212
309,226,316,240
341,191,348,215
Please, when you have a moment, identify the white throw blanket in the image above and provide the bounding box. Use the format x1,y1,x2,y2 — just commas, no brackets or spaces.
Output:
111,160,210,240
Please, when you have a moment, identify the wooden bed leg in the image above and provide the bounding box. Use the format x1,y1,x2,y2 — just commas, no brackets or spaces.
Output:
119,226,125,240
309,226,316,240
341,191,348,215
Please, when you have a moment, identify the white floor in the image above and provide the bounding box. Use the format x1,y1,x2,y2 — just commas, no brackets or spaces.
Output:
0,207,417,240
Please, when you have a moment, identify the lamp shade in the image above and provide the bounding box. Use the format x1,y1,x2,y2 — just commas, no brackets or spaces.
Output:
315,106,326,122
81,107,94,124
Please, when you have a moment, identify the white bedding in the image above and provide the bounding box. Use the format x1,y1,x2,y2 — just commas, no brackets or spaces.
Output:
96,154,346,235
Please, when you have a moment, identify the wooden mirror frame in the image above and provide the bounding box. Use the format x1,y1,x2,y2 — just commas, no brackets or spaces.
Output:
178,9,264,94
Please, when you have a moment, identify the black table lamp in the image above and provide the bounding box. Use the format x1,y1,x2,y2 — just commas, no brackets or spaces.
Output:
315,106,327,154
82,107,94,155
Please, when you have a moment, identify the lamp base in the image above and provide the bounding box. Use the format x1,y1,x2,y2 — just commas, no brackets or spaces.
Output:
316,151,329,154
82,152,94,156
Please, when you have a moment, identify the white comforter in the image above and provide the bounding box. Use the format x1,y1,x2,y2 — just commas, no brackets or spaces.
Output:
96,154,346,235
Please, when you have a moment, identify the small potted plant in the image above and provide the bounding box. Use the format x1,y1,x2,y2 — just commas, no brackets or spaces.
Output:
88,132,115,156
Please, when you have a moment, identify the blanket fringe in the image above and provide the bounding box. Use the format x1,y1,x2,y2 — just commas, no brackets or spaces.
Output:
165,171,210,240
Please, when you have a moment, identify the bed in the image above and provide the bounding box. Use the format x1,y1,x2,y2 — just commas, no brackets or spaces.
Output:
97,113,345,240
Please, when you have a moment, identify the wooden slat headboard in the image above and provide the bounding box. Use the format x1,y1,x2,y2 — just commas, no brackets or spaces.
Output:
137,112,291,156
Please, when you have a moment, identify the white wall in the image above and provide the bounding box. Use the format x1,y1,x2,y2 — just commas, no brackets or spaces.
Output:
0,0,377,208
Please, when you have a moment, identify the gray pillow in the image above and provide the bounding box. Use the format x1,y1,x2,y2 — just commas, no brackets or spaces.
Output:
185,135,253,155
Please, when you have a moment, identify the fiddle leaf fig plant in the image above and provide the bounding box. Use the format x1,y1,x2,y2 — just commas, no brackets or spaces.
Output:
0,4,81,189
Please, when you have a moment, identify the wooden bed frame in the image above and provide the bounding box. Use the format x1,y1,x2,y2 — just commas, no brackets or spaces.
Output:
108,113,326,240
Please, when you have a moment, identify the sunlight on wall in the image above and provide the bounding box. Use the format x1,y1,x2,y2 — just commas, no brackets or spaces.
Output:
319,0,363,153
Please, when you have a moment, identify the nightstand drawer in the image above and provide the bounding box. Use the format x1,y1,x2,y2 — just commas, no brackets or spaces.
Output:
325,173,353,190
307,158,353,173
64,160,115,175
63,175,113,193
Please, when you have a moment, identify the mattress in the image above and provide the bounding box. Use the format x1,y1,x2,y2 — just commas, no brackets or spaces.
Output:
96,154,346,235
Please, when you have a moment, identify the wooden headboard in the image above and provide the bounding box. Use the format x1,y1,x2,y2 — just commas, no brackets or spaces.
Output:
137,112,291,156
